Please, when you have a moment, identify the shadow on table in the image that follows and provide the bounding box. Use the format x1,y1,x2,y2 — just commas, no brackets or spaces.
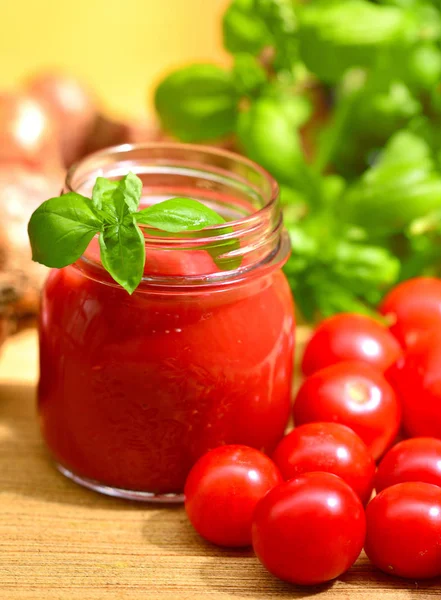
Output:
142,509,252,558
199,554,441,599
142,509,332,597
141,509,441,597
0,382,162,511
340,560,441,598
199,556,333,598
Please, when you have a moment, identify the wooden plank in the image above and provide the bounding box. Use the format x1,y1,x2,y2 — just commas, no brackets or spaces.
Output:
0,331,438,598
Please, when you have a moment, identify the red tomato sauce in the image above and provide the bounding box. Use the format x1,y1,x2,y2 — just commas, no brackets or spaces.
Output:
38,250,294,495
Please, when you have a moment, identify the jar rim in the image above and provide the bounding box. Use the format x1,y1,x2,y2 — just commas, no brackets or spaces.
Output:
65,142,279,232
66,142,289,290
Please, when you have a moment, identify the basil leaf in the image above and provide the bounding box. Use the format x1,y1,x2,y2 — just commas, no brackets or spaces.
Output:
237,95,319,203
343,131,441,236
28,192,102,268
117,171,142,214
135,198,241,271
135,197,226,231
92,177,118,212
94,173,144,293
254,0,299,75
154,64,238,142
223,0,270,55
99,217,145,295
400,43,441,93
232,54,268,98
93,172,142,223
207,232,242,272
298,0,417,83
237,97,302,185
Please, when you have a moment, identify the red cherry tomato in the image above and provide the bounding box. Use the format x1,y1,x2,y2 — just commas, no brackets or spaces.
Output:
392,333,441,439
252,472,366,585
273,422,375,503
380,277,441,349
302,313,402,376
27,71,97,166
184,445,282,547
0,92,61,169
375,438,441,493
293,361,401,460
365,482,441,579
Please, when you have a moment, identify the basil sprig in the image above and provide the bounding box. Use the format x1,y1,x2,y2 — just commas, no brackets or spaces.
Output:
28,172,240,294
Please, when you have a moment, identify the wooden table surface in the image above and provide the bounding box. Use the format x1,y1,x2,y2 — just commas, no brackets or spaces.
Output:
0,330,439,599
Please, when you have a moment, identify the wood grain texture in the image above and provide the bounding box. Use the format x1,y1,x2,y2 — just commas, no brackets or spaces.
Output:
0,331,439,599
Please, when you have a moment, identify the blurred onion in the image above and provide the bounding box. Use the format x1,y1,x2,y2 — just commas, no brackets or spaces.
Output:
83,114,164,155
26,71,98,167
0,165,64,320
0,92,61,169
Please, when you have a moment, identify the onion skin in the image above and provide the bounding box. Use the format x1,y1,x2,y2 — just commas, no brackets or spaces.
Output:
0,165,64,324
0,92,61,169
26,72,98,167
82,114,164,156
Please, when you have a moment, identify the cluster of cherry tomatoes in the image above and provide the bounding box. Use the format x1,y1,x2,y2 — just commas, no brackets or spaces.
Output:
183,276,441,586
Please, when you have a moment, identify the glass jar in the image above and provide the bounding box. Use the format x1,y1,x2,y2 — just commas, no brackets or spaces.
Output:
38,143,295,502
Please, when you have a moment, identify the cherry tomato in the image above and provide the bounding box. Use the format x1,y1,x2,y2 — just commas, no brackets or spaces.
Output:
380,277,441,349
293,361,401,460
365,482,441,579
184,445,282,547
252,472,366,585
302,313,402,376
27,71,97,167
0,92,61,169
391,332,441,439
375,438,441,493
273,422,375,503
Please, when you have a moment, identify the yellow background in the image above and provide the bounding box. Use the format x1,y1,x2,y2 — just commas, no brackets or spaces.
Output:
0,0,229,119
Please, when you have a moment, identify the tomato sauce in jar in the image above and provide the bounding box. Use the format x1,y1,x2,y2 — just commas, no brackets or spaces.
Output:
38,144,295,501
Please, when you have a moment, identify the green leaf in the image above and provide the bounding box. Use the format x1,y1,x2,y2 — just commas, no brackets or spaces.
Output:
380,1,441,41
222,0,270,55
314,89,359,174
94,172,144,293
378,130,431,166
331,79,423,177
237,94,321,205
352,80,421,138
254,0,299,75
236,95,305,185
400,43,441,92
135,197,226,231
28,193,102,268
92,172,142,221
117,171,142,214
154,64,238,142
92,177,118,212
343,131,441,236
207,233,242,271
298,0,417,83
333,240,400,289
136,197,241,271
263,86,312,128
232,54,268,98
99,217,146,295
